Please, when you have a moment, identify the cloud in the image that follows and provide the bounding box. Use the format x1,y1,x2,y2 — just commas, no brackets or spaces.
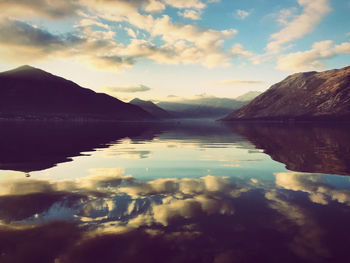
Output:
202,79,264,87
0,18,138,71
164,0,206,9
267,0,331,53
236,9,250,20
277,7,298,25
0,0,240,69
230,43,253,57
276,40,350,71
143,0,165,12
125,27,137,38
0,0,79,20
178,9,202,20
104,84,151,93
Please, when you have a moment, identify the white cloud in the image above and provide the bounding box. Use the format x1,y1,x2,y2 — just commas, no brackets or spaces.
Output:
230,43,253,57
236,9,250,20
125,27,137,38
202,79,264,87
103,84,151,93
267,0,331,53
164,0,206,9
143,0,165,12
277,8,298,25
277,40,350,71
0,0,240,70
178,9,201,20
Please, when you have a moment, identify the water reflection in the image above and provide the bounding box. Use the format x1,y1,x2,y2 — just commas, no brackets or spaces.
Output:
229,123,350,175
0,121,161,173
0,170,350,262
1,121,350,262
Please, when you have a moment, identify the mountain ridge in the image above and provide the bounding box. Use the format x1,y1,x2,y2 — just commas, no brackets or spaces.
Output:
130,98,173,119
222,66,350,122
0,65,154,121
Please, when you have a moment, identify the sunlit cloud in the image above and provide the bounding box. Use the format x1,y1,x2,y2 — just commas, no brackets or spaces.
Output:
178,9,202,20
202,79,264,87
276,40,350,71
0,0,240,70
267,0,331,53
103,84,151,94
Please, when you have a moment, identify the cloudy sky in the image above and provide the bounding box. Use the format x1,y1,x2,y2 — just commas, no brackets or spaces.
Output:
0,0,349,101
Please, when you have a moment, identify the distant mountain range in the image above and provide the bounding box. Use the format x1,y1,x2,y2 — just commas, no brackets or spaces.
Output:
0,65,153,121
156,94,260,119
223,66,350,122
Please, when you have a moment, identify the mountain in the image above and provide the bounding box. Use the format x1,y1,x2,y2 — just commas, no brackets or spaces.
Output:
0,65,153,121
235,91,262,102
157,96,251,119
130,98,173,119
223,66,350,121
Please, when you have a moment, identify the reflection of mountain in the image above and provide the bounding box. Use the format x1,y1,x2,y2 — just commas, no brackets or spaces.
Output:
223,66,350,121
229,123,350,175
0,122,159,173
0,121,249,173
0,65,153,121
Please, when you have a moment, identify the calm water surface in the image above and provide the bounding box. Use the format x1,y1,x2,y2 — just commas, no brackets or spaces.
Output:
0,121,350,263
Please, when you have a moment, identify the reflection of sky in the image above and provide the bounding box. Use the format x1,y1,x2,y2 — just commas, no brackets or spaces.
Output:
1,169,350,262
0,133,285,181
1,125,350,262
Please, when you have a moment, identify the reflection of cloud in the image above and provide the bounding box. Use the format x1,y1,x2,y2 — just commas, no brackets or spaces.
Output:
0,172,249,228
152,194,234,226
275,172,350,206
103,147,151,159
265,190,329,260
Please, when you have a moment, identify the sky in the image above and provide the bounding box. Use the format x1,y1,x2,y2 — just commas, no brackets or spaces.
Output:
0,0,349,101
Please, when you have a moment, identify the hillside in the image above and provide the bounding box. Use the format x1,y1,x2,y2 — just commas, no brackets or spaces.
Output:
0,66,153,121
223,66,350,121
130,98,173,119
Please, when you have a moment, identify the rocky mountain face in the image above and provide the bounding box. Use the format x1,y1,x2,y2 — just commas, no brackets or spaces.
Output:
130,98,173,119
0,65,153,121
223,66,350,121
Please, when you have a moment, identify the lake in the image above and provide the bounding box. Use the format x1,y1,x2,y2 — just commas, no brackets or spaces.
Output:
0,120,350,263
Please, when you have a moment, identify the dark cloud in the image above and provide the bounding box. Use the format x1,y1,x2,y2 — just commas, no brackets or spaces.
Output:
0,19,64,50
0,19,136,69
0,0,80,20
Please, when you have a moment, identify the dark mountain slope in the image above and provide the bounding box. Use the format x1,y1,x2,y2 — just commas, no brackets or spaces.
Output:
0,65,153,121
130,98,172,119
223,66,350,121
